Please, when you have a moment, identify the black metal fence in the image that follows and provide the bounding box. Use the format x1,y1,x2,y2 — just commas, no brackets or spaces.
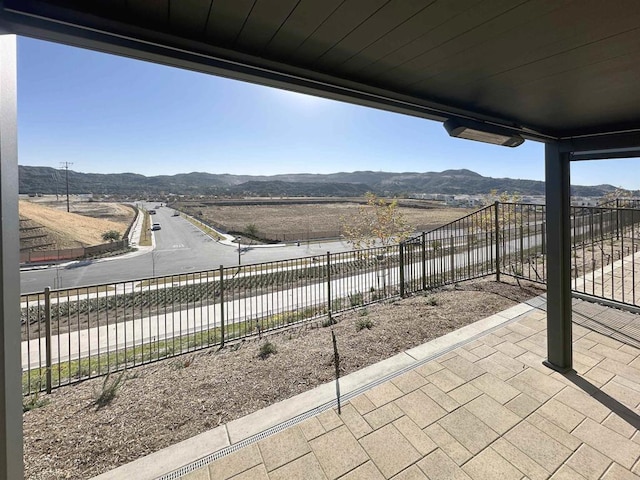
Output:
22,202,640,395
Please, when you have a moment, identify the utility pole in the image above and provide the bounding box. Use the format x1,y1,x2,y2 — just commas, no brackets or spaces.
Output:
60,162,73,212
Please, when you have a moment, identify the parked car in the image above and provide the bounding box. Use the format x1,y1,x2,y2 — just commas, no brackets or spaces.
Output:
151,223,161,231
172,211,180,217
148,209,156,214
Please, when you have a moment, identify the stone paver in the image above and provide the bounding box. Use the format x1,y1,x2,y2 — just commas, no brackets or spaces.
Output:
339,461,385,480
298,417,325,441
462,446,523,480
391,370,427,394
257,426,310,472
469,372,520,404
504,421,572,472
420,383,460,412
340,404,373,439
389,465,428,480
565,443,612,480
394,389,446,428
536,397,585,432
161,292,640,480
269,453,326,480
309,425,368,479
464,394,520,434
573,418,640,469
181,466,209,480
417,449,471,480
602,463,640,479
392,416,437,456
231,464,269,480
316,408,343,431
438,407,499,455
504,392,541,418
364,401,404,430
423,423,472,466
365,382,404,407
360,424,421,478
426,367,466,392
208,444,262,480
491,437,549,480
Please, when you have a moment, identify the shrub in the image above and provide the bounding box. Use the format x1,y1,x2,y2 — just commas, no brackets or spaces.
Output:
356,318,374,331
101,230,121,242
94,371,126,409
23,389,49,413
258,341,277,359
322,317,338,328
425,296,438,306
349,292,363,307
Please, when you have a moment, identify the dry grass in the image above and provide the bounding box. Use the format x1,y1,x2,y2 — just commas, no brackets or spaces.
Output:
19,199,134,248
23,277,545,480
182,202,473,240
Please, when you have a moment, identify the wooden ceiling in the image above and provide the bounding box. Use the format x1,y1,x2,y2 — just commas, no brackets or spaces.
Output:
2,0,640,142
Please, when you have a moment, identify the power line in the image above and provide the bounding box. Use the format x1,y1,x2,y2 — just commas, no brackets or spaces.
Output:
60,162,73,212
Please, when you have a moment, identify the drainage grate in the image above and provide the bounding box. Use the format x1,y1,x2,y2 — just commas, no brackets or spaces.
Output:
156,302,540,480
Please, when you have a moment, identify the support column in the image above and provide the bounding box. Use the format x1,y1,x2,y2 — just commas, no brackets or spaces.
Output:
0,34,22,479
544,142,573,372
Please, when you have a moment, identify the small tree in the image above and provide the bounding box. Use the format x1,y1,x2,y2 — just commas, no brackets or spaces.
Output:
600,187,633,207
243,223,259,245
471,190,523,235
102,230,121,242
342,192,412,250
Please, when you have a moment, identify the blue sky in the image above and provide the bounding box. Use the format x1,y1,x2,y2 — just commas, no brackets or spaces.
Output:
17,37,638,190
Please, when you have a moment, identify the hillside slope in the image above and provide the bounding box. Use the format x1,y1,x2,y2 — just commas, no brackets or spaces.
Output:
18,166,622,197
19,200,130,248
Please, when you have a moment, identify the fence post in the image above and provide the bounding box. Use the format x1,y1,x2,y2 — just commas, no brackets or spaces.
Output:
421,232,427,291
399,243,405,297
616,198,620,240
494,201,500,281
326,252,332,321
449,236,455,282
219,265,225,347
519,225,524,269
44,287,52,394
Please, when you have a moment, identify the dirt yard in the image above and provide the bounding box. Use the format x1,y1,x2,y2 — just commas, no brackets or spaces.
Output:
19,197,135,249
23,277,545,480
179,202,473,241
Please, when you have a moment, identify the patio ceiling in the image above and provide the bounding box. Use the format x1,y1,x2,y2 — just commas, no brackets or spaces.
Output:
1,0,640,142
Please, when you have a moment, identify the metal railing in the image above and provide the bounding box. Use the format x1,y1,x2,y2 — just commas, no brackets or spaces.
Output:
22,201,640,395
22,245,406,394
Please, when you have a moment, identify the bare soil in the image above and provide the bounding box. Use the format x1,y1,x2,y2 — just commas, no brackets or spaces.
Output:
23,277,545,480
180,203,473,240
19,198,134,249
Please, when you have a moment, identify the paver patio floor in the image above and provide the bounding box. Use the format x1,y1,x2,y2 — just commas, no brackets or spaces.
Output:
178,299,640,480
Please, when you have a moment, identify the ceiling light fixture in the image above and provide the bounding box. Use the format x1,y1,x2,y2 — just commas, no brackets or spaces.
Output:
444,118,525,147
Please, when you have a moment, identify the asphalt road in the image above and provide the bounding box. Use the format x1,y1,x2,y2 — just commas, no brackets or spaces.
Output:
20,204,353,293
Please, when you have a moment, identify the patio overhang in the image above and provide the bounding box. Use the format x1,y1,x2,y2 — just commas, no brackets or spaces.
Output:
0,1,639,477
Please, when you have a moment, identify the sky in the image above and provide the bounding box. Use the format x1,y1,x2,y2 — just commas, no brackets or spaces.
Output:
16,37,639,190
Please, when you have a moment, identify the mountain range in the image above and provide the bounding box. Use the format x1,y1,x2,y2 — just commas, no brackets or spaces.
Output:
18,166,621,198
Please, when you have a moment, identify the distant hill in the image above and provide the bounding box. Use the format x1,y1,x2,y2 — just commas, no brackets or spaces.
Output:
18,165,620,197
